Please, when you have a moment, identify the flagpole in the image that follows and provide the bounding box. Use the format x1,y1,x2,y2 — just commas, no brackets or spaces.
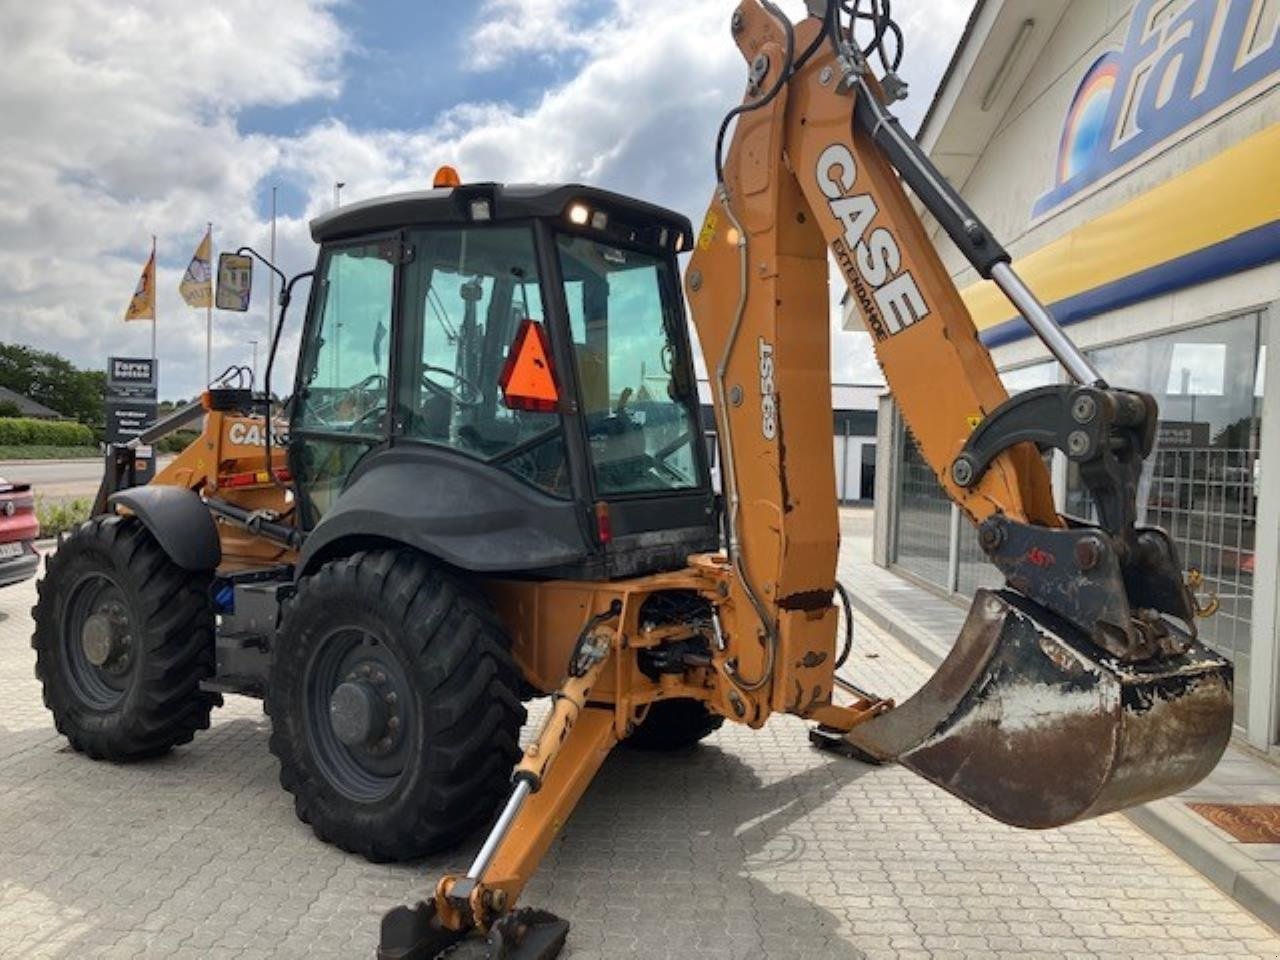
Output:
206,221,213,386
150,235,157,366
269,186,277,349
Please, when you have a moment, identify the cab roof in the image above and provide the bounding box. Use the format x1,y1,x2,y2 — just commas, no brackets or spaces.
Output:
310,182,695,250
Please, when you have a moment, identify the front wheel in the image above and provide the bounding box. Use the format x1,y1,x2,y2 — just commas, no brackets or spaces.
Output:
31,516,220,760
267,551,526,862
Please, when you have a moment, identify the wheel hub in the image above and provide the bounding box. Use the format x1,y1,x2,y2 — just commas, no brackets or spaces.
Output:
329,680,388,746
81,608,128,668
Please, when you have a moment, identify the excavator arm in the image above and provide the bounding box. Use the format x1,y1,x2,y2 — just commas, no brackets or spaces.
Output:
377,4,1232,957
686,0,1230,827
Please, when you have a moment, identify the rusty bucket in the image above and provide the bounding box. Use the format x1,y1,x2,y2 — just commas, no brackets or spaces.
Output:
843,588,1233,829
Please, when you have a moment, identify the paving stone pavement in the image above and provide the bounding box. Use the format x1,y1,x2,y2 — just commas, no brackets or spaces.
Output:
3,565,1279,959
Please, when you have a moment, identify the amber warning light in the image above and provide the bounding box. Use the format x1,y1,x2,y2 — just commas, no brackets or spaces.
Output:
498,318,560,413
433,165,462,188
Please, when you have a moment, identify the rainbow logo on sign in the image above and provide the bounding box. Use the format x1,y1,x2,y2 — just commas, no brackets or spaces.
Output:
1055,54,1120,184
1034,0,1280,218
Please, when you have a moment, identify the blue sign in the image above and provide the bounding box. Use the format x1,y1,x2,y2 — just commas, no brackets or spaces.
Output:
1034,0,1280,218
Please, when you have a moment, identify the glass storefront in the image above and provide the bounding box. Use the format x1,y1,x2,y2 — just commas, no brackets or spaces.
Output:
889,310,1267,727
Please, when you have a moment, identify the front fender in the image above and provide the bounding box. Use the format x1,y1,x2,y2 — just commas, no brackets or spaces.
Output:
109,486,221,571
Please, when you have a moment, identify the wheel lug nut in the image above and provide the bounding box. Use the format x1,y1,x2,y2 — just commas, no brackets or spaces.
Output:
387,716,400,731
373,671,386,684
385,692,397,705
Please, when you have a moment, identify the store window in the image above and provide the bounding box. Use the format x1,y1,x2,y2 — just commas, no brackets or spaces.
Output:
893,360,1060,596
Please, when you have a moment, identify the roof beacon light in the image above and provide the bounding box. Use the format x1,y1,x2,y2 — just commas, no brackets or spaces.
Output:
568,203,590,225
433,165,462,188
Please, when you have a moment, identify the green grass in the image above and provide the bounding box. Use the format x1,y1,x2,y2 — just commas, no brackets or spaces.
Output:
35,496,93,538
0,444,101,460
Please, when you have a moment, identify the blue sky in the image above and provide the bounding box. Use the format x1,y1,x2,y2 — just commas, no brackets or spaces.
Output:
0,0,974,400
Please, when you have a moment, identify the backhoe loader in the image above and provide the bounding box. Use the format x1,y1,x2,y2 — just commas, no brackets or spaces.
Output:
32,1,1233,957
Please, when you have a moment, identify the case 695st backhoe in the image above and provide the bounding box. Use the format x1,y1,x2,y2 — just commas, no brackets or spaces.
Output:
33,2,1232,957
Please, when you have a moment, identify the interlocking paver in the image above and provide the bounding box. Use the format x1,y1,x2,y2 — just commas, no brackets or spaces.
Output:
2,556,1279,958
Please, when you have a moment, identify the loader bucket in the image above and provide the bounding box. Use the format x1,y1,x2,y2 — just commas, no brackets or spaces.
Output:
842,588,1232,829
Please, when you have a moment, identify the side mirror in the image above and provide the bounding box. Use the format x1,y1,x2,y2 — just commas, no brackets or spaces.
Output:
216,252,253,311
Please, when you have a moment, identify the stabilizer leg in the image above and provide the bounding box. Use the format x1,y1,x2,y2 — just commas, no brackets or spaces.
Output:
379,636,618,960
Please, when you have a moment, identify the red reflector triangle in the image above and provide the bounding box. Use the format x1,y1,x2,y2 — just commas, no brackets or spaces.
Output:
498,318,560,412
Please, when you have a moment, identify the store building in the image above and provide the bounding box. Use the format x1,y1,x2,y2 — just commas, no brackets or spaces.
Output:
698,380,880,503
862,0,1280,748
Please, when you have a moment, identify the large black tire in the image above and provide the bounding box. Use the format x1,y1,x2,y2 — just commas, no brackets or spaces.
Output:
623,698,724,751
267,551,526,862
31,515,220,760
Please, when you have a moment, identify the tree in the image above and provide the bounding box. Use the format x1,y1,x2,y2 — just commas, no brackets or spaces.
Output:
0,343,106,431
0,400,22,418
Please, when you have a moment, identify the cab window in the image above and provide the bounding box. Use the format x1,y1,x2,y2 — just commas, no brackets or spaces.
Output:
399,226,570,496
558,234,700,496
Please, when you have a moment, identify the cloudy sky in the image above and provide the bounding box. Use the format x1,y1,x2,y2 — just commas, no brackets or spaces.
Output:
0,0,973,401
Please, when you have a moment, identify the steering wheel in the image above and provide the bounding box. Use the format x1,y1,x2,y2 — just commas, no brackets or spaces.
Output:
309,373,386,428
423,365,483,407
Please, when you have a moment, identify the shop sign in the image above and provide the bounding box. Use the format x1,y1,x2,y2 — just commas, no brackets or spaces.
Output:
1034,0,1280,218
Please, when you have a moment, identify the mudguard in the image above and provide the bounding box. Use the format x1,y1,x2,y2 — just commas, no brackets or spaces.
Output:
108,486,221,571
842,588,1233,829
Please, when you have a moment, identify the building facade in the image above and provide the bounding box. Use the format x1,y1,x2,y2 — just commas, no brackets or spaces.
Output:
862,0,1280,748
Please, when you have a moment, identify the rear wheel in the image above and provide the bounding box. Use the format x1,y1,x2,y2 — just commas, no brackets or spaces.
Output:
31,516,219,760
624,698,723,751
267,550,526,862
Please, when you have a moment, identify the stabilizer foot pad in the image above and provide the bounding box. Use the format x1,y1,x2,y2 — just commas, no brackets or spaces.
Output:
808,725,886,766
378,902,568,960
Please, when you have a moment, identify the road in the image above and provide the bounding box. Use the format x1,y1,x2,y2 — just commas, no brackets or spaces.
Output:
0,458,173,501
1,534,1276,958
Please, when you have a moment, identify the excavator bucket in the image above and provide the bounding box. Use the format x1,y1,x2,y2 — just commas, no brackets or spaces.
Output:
839,588,1233,828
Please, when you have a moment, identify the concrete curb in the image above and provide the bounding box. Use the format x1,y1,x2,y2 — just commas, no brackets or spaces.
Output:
847,589,951,668
1127,800,1280,932
849,587,1280,934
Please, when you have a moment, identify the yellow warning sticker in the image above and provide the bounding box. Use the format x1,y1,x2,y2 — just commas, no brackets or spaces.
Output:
697,211,718,250
966,414,982,430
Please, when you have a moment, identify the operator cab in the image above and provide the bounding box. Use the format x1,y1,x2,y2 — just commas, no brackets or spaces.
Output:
291,179,715,579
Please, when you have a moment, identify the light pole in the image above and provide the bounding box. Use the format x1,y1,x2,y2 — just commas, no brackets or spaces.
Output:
334,180,346,208
249,339,260,387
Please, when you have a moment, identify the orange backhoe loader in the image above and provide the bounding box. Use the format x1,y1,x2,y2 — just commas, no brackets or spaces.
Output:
32,2,1232,958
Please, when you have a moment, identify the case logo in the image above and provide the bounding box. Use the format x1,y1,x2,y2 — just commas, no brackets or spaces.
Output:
816,143,929,342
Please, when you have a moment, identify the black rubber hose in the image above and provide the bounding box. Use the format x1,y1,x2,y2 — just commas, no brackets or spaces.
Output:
835,580,854,669
713,0,796,185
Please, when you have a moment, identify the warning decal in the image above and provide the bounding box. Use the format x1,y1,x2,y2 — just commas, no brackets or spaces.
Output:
498,318,560,413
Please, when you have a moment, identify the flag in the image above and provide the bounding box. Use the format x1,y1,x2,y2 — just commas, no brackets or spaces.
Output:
124,244,155,322
179,226,212,308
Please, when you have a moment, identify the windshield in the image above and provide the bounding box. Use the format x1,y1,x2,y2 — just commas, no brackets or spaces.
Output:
556,233,700,496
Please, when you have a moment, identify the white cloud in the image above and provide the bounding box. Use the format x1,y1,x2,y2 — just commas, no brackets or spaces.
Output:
467,0,600,70
1,0,972,401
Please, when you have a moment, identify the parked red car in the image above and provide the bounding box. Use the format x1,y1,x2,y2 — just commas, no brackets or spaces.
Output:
0,476,40,587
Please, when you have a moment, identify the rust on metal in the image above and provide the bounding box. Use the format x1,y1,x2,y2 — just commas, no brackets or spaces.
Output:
1189,804,1280,843
841,588,1233,829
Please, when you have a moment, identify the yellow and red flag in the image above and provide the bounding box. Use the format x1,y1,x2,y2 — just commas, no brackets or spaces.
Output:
123,242,156,322
179,226,213,308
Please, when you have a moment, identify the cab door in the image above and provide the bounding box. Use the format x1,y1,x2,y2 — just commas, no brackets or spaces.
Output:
291,238,398,527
